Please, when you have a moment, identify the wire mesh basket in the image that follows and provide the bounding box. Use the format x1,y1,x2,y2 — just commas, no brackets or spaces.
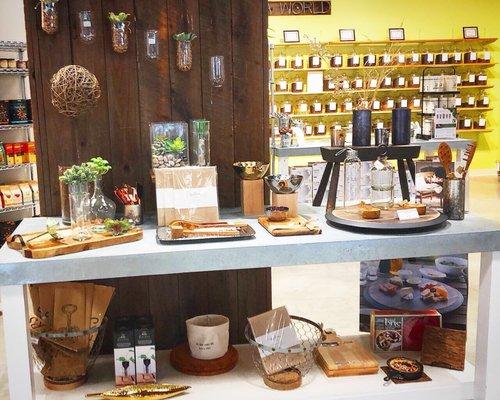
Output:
30,317,107,390
245,315,323,388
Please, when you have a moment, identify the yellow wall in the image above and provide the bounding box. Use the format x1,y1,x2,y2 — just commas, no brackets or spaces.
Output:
269,0,500,170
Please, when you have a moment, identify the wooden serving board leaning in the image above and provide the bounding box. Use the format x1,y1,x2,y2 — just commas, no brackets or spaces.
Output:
7,228,143,259
258,215,321,237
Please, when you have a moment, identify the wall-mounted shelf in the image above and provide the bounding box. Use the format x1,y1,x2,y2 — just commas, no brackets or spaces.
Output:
0,202,38,215
273,63,496,73
0,123,32,131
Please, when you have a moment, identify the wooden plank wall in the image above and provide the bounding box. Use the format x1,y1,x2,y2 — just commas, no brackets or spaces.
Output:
24,0,271,350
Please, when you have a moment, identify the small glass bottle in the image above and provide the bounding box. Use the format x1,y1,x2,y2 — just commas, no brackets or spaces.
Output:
435,48,449,64
370,155,395,210
409,73,420,88
394,74,406,88
422,49,434,65
476,71,488,86
465,94,476,107
452,49,463,64
310,98,323,114
372,98,381,111
476,91,489,107
210,55,225,87
330,53,343,68
396,51,406,65
352,76,364,89
291,54,303,69
340,77,350,90
276,77,288,92
324,75,336,91
146,29,159,59
474,114,487,129
364,50,376,66
459,116,472,130
325,98,338,113
190,119,210,166
479,48,491,63
297,98,309,114
381,74,393,88
280,100,293,114
343,148,362,208
309,54,322,68
463,71,476,86
79,10,95,43
275,53,287,69
411,95,422,109
464,48,477,63
379,51,393,66
347,52,360,67
314,120,327,136
341,97,354,112
397,96,408,108
382,96,395,110
407,49,421,65
291,76,304,92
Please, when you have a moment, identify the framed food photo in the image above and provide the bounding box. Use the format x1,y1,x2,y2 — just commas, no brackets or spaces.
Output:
463,26,479,39
389,28,405,41
339,29,355,42
283,30,300,43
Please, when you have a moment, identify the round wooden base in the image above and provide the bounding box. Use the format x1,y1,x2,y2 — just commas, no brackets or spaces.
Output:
43,375,86,391
263,368,302,390
170,343,238,376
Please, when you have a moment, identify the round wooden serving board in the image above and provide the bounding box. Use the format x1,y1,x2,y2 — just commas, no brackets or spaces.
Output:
170,343,238,376
263,368,302,390
327,206,447,232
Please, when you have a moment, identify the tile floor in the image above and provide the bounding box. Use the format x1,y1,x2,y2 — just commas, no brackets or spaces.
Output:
0,175,498,399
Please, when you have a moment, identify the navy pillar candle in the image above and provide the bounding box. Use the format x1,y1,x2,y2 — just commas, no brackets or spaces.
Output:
352,109,372,146
392,108,411,145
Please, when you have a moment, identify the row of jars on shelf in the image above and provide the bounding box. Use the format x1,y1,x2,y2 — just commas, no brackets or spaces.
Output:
275,70,488,93
274,49,491,69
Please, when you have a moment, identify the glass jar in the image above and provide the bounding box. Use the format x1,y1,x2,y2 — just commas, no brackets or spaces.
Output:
371,98,381,111
210,55,225,87
90,177,116,224
68,182,92,242
370,155,394,210
411,96,421,109
310,99,323,114
474,114,487,129
407,49,421,65
331,124,346,146
397,96,408,108
324,75,336,91
352,76,364,89
396,51,406,65
465,94,476,107
452,49,462,64
276,77,288,92
367,77,378,89
112,21,129,54
190,119,210,166
41,2,58,35
297,99,309,114
379,51,393,66
373,119,384,130
58,166,71,225
280,100,293,114
435,48,449,64
325,98,338,113
381,74,393,88
455,96,463,108
275,53,287,69
151,121,189,168
463,71,476,86
476,91,489,107
382,96,395,110
479,48,491,63
409,73,420,88
341,98,354,112
291,54,303,69
79,10,95,43
146,29,160,59
314,120,327,136
394,74,406,88
330,53,343,68
340,77,350,90
304,123,313,136
458,116,472,130
464,49,477,63
347,52,360,67
363,51,376,66
343,148,362,207
309,54,322,68
422,50,434,65
476,71,488,86
291,77,304,92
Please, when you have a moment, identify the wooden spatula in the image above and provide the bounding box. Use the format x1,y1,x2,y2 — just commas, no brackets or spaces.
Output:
438,142,453,178
460,142,477,179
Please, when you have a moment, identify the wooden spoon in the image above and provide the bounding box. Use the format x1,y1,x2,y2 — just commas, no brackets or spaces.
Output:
438,142,453,178
461,142,477,179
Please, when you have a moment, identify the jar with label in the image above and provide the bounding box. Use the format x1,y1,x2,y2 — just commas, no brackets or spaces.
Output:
422,50,434,65
455,74,461,87
396,51,406,65
373,119,384,130
330,53,343,68
381,74,393,88
367,77,378,89
314,120,327,136
476,91,489,107
341,98,354,113
379,51,393,66
407,49,421,65
464,49,477,63
352,76,364,89
411,96,422,109
408,73,420,88
463,71,476,86
291,54,303,69
459,116,472,130
474,114,487,129
452,49,462,64
304,123,313,136
479,48,491,63
397,96,409,108
340,77,351,90
310,99,323,114
382,96,395,111
291,77,304,92
330,123,345,146
323,75,336,91
370,155,395,210
465,94,476,108
363,51,376,67
309,54,322,68
275,54,287,69
331,121,343,132
435,48,449,64
475,71,488,86
276,77,288,92
325,98,338,113
394,74,406,88
280,100,293,114
297,99,309,115
371,98,381,111
455,96,463,108
347,52,360,67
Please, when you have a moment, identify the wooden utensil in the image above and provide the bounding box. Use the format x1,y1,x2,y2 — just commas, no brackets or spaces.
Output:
460,142,477,179
438,142,453,178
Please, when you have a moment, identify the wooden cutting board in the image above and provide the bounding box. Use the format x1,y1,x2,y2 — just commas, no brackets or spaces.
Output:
258,216,321,237
316,332,379,377
7,228,143,259
421,325,466,371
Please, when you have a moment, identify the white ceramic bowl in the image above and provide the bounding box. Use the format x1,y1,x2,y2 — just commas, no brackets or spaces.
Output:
435,256,467,277
419,268,447,281
186,314,229,360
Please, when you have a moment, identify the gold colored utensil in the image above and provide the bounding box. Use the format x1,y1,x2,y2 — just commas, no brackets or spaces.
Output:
86,383,191,399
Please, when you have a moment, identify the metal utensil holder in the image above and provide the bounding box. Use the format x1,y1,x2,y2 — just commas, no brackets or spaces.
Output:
443,178,465,220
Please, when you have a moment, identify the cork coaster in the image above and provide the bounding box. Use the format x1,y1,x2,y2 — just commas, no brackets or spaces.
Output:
263,368,302,390
381,366,431,384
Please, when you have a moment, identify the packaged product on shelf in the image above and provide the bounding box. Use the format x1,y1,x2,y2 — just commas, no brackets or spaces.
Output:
394,74,406,88
323,75,336,91
476,92,489,107
274,54,287,69
464,49,477,63
352,76,363,89
22,142,30,163
363,51,376,67
330,53,342,68
479,48,491,63
28,142,36,163
291,77,304,93
325,98,337,113
0,186,12,208
291,54,303,69
347,52,360,67
7,59,16,68
396,51,406,65
409,74,420,88
475,71,488,86
452,49,462,64
310,99,323,114
18,182,33,204
435,49,449,64
379,51,393,66
4,143,14,165
309,54,321,68
0,142,6,165
114,317,136,386
28,180,39,203
276,77,288,92
9,185,23,206
474,114,487,129
13,143,23,164
0,101,9,125
407,49,421,65
381,74,392,88
134,316,156,384
422,50,434,65
8,99,29,124
466,94,476,107
459,116,472,130
463,71,476,86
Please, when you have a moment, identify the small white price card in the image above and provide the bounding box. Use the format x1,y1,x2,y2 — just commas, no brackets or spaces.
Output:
397,208,420,221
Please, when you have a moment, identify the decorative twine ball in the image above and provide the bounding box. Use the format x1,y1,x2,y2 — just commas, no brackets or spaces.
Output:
50,65,101,117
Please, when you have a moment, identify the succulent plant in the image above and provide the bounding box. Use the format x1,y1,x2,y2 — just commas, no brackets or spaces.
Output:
152,136,186,156
59,163,97,184
104,218,133,236
173,32,197,42
108,12,130,23
87,156,112,176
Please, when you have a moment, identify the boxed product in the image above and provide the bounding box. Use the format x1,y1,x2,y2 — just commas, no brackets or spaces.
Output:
134,315,156,384
371,310,442,352
113,317,136,386
18,182,33,204
154,166,219,226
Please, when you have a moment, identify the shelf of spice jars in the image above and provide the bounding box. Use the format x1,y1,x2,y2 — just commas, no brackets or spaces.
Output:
0,202,38,215
0,67,28,75
273,37,498,48
0,123,32,131
0,163,33,172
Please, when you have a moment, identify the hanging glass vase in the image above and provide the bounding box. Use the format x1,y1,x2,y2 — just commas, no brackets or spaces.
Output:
68,182,92,242
41,1,59,35
176,41,193,71
79,10,95,43
111,21,129,53
90,176,116,224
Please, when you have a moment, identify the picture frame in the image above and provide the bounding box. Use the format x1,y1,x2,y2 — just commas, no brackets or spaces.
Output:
283,30,300,43
339,29,355,42
463,26,479,39
389,28,405,41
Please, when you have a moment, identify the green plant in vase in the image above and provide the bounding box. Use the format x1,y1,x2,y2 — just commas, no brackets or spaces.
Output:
173,32,197,71
108,12,131,53
87,157,116,223
152,136,188,168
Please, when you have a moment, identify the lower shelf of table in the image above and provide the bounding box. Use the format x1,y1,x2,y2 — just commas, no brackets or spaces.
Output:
34,341,475,400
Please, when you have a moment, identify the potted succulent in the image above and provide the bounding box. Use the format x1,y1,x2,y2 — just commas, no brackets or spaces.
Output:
173,32,197,71
59,163,97,241
40,0,59,34
108,12,130,53
104,218,133,236
152,136,188,168
87,157,116,223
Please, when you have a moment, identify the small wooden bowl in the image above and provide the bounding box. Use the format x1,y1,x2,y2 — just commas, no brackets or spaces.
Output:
265,206,289,222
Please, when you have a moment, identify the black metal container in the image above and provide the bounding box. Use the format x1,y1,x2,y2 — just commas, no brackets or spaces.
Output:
352,109,372,146
392,108,411,145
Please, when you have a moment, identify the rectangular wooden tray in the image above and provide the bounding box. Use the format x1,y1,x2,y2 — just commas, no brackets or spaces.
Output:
258,215,322,237
156,225,255,244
